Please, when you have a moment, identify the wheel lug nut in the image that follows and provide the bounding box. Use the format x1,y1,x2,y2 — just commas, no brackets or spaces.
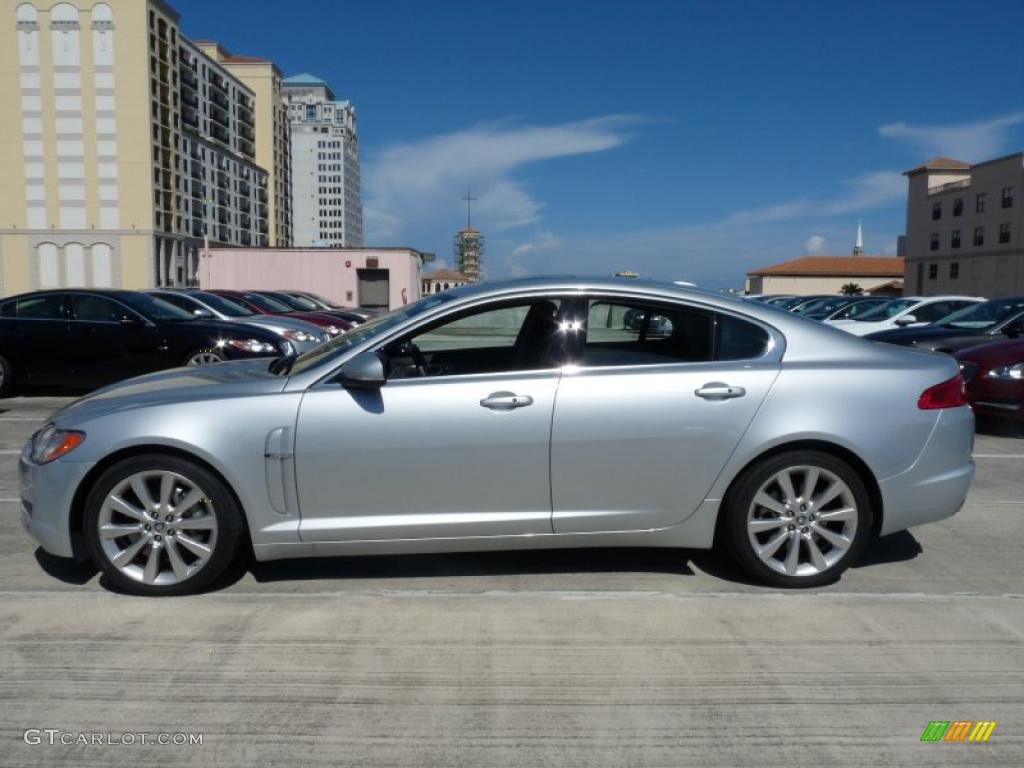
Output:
801,526,808,533
788,525,795,531
144,524,151,531
154,534,162,542
165,514,174,522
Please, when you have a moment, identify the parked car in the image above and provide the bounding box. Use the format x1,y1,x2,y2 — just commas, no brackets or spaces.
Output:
796,295,869,320
955,339,1024,423
147,290,330,355
864,297,1024,353
252,290,370,326
204,289,352,337
827,296,983,336
816,297,893,322
0,289,287,396
21,277,973,595
277,290,376,324
788,295,840,313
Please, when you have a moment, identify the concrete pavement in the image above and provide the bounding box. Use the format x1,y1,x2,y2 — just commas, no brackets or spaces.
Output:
0,396,1021,766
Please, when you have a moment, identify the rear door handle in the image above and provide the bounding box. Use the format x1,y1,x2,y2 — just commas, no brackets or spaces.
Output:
480,391,534,410
695,382,746,400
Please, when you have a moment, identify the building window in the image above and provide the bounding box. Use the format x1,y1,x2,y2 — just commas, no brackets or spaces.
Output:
951,229,961,248
1003,187,1014,208
974,226,984,246
949,262,959,279
306,104,316,121
929,233,939,251
932,202,941,220
928,263,938,280
953,197,963,217
1000,222,1011,243
976,193,987,213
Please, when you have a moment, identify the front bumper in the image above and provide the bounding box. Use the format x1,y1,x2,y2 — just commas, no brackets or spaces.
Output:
966,378,1024,422
19,446,95,559
877,407,975,535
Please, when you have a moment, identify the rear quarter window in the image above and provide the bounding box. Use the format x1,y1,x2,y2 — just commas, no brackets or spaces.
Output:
715,313,771,360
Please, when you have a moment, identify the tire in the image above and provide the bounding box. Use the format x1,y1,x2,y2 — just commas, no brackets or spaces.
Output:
183,348,226,366
722,450,873,588
83,454,244,596
0,354,14,397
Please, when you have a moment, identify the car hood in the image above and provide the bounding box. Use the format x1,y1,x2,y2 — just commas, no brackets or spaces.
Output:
162,318,280,342
954,338,1024,365
866,326,976,343
49,359,287,425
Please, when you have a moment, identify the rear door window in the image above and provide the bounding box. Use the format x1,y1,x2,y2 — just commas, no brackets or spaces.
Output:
16,294,70,319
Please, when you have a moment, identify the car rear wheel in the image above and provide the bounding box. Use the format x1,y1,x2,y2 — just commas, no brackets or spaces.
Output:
723,450,872,588
184,349,225,366
0,355,14,397
83,454,244,596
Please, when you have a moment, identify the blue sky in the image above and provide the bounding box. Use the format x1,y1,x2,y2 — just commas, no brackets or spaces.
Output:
175,0,1024,289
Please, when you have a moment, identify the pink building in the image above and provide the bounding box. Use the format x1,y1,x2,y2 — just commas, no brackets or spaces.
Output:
199,247,432,310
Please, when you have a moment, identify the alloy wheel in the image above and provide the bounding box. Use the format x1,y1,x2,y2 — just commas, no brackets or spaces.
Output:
186,352,222,366
746,465,858,577
97,470,218,586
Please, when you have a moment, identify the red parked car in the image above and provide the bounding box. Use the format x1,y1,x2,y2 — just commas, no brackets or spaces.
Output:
955,339,1024,423
204,289,352,337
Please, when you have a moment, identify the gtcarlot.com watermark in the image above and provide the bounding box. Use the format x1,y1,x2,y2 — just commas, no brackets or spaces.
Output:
24,729,202,746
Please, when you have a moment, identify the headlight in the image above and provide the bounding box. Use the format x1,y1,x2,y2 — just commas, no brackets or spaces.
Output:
324,325,342,336
282,329,317,343
986,363,1024,381
29,424,85,464
224,338,277,354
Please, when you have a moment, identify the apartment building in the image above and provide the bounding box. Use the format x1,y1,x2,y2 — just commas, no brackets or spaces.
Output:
195,41,292,247
283,74,363,247
0,0,283,293
903,153,1024,297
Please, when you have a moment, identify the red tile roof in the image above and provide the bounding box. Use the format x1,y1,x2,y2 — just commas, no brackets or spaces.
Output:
904,156,972,175
424,269,470,281
747,256,905,277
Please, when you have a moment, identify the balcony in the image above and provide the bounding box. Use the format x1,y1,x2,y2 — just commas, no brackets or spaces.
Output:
258,187,268,203
191,222,205,237
216,208,229,224
209,88,229,110
258,219,268,234
239,198,250,212
210,124,229,146
238,179,250,195
240,214,251,229
180,67,197,89
240,231,252,246
215,170,229,188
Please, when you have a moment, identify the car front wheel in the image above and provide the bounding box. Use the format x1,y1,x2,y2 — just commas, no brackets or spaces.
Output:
723,450,873,588
83,454,244,595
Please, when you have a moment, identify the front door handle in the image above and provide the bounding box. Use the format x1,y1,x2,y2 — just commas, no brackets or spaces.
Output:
695,382,746,400
480,391,534,410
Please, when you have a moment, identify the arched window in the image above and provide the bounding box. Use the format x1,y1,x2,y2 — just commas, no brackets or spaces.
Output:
16,3,38,22
65,242,86,286
38,243,59,288
91,3,113,22
91,243,112,287
50,3,79,22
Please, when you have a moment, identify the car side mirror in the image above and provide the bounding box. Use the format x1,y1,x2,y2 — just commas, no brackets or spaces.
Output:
1004,321,1024,338
894,314,918,326
338,350,386,389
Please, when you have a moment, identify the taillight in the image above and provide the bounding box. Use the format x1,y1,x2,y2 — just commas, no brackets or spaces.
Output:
918,374,968,410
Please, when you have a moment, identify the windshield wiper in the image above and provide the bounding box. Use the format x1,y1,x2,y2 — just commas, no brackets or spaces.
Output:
269,353,298,375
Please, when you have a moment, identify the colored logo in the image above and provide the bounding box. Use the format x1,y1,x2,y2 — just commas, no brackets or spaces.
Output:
920,721,996,742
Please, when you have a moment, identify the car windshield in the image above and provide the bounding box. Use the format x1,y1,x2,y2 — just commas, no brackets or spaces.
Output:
299,291,339,309
802,297,853,315
769,297,804,310
193,292,254,318
938,298,1024,330
287,292,461,375
280,293,322,311
118,292,194,321
240,292,293,313
851,299,916,321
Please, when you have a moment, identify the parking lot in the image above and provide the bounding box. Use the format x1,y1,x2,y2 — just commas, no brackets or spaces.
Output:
0,395,1022,766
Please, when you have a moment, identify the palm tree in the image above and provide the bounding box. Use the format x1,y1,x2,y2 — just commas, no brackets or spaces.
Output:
840,282,863,296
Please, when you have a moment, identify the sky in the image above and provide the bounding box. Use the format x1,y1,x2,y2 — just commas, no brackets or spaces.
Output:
173,0,1024,290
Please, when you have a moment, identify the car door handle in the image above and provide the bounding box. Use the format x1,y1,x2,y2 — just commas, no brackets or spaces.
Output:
480,391,534,410
694,382,746,400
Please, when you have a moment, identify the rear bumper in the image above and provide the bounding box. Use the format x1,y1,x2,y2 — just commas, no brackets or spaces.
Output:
966,378,1024,422
877,406,975,535
18,447,94,559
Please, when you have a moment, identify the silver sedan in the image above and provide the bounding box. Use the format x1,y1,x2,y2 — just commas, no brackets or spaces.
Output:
19,277,975,595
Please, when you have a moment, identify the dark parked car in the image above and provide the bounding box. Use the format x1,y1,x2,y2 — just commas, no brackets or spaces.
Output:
205,289,352,337
865,297,1024,353
252,290,369,326
0,289,287,395
277,290,377,324
956,339,1024,423
811,296,892,321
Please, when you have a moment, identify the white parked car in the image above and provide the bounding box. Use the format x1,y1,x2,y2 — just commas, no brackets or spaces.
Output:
826,296,983,337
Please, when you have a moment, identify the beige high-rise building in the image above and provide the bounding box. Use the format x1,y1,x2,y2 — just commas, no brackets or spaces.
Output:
0,1,288,294
903,153,1024,297
195,41,292,248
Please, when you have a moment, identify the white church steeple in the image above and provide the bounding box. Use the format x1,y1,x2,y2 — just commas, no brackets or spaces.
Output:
853,220,864,256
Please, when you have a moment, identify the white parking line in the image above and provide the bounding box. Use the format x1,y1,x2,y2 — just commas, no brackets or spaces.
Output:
972,453,1024,458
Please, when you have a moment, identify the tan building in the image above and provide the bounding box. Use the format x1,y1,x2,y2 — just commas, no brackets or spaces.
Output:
0,1,286,295
903,153,1023,297
195,40,292,248
421,268,470,295
745,256,905,295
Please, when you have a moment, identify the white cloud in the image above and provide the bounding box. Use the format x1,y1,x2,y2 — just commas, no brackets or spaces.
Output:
804,235,827,253
878,111,1024,161
362,115,643,241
